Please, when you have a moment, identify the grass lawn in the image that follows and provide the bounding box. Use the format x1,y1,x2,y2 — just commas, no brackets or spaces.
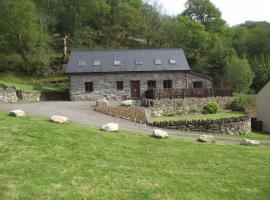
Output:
154,112,244,122
0,72,68,91
0,112,270,199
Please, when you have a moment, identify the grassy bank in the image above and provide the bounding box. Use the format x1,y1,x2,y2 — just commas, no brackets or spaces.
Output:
0,111,270,199
0,72,68,91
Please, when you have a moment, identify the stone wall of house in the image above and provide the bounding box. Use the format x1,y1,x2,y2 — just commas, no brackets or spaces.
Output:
69,72,187,101
0,86,18,103
69,72,213,101
186,72,213,89
142,96,235,116
152,115,251,135
16,90,41,102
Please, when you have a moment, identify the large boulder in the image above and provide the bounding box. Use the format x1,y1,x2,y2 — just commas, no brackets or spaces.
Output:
152,129,168,138
240,139,260,146
9,110,25,117
121,100,133,106
197,135,216,143
96,98,109,107
50,115,68,124
102,123,119,132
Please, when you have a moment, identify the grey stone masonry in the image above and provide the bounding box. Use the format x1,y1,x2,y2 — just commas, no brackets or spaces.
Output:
0,87,18,103
69,71,213,101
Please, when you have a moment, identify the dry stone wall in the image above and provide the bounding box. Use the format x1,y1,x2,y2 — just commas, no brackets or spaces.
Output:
142,97,235,116
16,90,41,102
153,115,251,135
0,86,18,103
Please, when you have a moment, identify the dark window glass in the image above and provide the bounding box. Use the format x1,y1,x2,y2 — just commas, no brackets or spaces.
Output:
163,80,172,89
135,59,143,65
193,81,203,88
85,82,93,93
117,81,124,90
147,80,156,89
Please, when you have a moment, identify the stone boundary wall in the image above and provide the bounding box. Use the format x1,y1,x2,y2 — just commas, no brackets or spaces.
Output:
142,97,235,116
152,115,251,135
95,106,147,124
16,90,41,102
0,86,18,103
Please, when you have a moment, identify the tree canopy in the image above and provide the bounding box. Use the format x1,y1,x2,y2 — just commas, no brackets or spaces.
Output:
1,0,269,93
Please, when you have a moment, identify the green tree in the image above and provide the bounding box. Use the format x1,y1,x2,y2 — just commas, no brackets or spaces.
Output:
223,53,254,92
0,0,50,72
182,0,225,32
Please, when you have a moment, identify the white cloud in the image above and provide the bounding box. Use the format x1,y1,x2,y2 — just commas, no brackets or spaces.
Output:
151,0,270,26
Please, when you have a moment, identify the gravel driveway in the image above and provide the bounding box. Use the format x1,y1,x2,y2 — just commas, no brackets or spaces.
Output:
0,101,268,144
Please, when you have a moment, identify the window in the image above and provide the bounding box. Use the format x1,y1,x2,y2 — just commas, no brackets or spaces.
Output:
85,82,93,93
78,60,86,66
163,80,172,89
193,81,203,88
147,80,156,89
93,60,101,66
135,59,143,65
169,59,176,64
154,59,162,65
116,81,124,90
114,60,121,66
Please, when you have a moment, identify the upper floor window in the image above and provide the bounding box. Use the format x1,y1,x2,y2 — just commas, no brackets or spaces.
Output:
114,60,121,66
93,60,101,66
169,59,176,64
154,59,162,65
78,60,86,66
163,80,172,89
135,59,143,65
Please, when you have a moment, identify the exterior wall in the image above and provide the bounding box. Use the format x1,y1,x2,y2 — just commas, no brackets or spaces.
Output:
69,72,189,101
0,86,18,103
256,81,270,132
69,71,213,101
187,73,213,89
16,90,41,102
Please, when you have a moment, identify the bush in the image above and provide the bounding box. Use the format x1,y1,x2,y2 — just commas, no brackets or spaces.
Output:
33,82,44,91
202,101,220,114
230,93,256,115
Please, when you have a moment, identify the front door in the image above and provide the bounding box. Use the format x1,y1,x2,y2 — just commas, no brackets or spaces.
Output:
131,81,140,99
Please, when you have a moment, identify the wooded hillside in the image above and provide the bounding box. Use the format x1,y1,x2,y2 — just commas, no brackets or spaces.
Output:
0,0,269,93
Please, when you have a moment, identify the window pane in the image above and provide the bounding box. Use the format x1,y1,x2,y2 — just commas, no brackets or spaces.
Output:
169,59,176,64
154,59,162,65
193,81,202,88
135,59,142,65
79,60,86,66
114,60,121,66
85,82,93,93
93,60,101,66
117,81,123,90
147,80,156,89
163,80,172,89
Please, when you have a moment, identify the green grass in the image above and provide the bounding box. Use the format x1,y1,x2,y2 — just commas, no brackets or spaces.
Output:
154,112,244,122
0,112,270,199
0,72,68,91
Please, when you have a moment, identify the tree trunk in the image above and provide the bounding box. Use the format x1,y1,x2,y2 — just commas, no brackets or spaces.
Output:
63,35,68,62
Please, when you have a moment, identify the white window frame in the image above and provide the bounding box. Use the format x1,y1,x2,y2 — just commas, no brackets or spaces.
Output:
78,60,86,66
169,59,176,64
114,60,121,66
93,60,101,66
154,59,162,65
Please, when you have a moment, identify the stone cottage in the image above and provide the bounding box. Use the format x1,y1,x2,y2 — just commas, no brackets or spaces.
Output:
65,49,213,101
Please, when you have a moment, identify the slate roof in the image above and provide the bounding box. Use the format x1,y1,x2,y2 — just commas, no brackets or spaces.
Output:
65,49,190,74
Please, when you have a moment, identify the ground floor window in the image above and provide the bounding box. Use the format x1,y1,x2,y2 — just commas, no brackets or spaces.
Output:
193,81,203,88
116,81,124,90
85,82,93,93
163,80,172,89
147,80,156,89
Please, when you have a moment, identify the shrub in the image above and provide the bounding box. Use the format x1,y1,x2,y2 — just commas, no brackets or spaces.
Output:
33,82,44,91
202,101,220,114
230,93,256,115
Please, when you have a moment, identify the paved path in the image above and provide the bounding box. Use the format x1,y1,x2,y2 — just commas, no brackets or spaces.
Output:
0,101,269,144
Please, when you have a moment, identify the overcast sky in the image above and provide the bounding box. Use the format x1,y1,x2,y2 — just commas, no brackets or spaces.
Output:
151,0,270,26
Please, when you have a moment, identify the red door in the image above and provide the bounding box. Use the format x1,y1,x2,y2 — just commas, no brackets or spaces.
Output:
131,81,140,99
